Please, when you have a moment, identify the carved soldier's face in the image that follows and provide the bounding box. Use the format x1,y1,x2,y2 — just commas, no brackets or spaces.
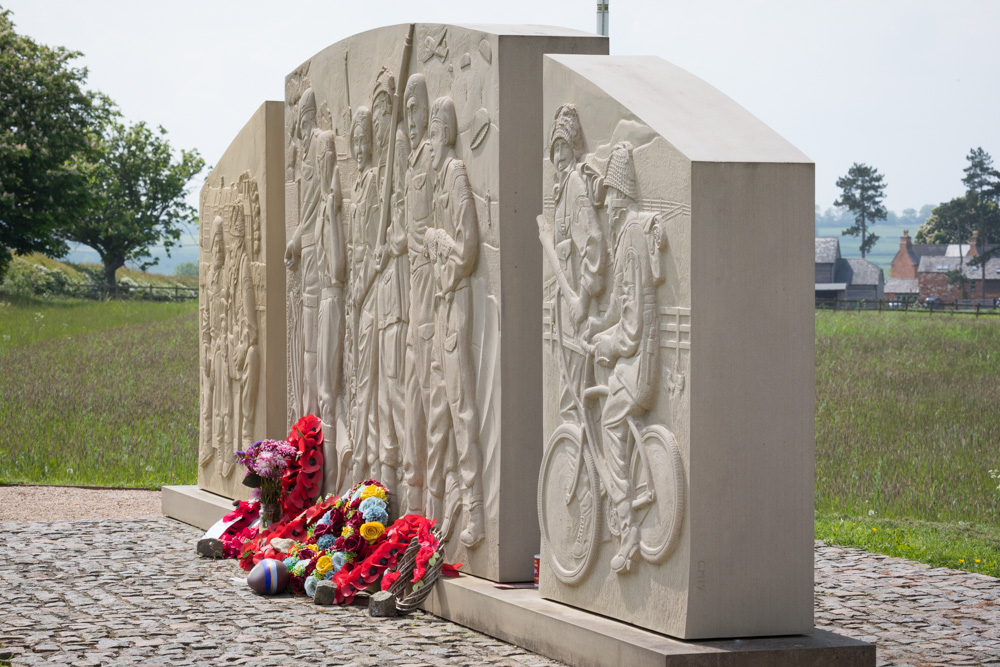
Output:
428,120,447,172
211,230,225,269
552,138,574,174
300,110,317,141
353,125,371,172
372,92,392,147
604,186,626,229
406,95,427,151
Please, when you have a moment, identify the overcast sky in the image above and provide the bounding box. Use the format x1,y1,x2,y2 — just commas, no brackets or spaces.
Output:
5,0,999,214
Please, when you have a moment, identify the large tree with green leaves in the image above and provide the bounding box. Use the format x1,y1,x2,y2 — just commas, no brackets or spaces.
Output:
835,162,887,258
63,118,205,286
0,8,107,280
916,148,1000,298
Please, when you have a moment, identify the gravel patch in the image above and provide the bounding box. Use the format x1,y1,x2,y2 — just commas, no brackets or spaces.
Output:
0,484,161,521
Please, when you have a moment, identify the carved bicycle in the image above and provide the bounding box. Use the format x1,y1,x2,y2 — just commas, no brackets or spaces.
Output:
537,297,685,585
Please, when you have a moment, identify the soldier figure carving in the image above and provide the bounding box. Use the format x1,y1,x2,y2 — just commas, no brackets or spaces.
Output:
371,67,408,489
399,73,435,515
284,88,338,439
584,141,664,572
228,203,260,473
425,95,485,548
347,105,380,482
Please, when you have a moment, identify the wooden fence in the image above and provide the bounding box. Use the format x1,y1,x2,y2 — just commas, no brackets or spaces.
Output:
62,283,198,301
816,298,1000,316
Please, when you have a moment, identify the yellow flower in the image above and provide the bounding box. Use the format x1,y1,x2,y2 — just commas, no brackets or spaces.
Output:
360,485,388,502
342,525,353,537
975,559,981,563
960,559,965,563
315,555,333,574
360,521,385,542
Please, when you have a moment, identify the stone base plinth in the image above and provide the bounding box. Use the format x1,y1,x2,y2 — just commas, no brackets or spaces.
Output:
161,485,234,531
423,574,874,667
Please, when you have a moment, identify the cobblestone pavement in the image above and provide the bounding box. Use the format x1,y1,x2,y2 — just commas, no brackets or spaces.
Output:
815,543,1000,666
0,518,998,666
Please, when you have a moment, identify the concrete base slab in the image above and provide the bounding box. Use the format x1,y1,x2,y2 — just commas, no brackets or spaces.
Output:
161,485,234,531
422,575,874,667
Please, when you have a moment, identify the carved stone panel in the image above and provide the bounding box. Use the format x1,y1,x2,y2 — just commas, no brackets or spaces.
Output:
538,55,815,639
199,102,287,500
284,25,607,581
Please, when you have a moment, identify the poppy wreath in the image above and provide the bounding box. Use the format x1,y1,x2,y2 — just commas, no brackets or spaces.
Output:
281,414,324,519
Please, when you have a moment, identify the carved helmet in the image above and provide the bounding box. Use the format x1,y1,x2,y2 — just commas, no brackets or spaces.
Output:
548,104,584,164
404,74,429,120
604,141,637,201
372,67,396,108
298,88,317,126
230,200,246,240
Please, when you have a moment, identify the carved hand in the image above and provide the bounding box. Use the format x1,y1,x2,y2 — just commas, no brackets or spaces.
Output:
284,239,299,270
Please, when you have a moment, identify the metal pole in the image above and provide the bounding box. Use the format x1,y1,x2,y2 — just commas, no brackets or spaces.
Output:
597,1,609,37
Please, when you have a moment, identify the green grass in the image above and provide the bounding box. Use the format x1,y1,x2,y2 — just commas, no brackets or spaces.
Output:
0,298,199,489
0,296,197,355
816,512,1000,578
816,310,1000,575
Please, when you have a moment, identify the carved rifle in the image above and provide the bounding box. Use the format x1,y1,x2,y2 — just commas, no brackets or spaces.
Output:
377,23,415,249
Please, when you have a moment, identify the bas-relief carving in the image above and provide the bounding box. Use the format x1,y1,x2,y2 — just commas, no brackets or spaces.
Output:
200,172,265,493
538,107,688,584
285,25,500,553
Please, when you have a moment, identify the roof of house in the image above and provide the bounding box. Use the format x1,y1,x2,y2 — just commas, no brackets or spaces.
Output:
918,256,1000,278
836,258,884,286
815,237,840,264
885,278,919,294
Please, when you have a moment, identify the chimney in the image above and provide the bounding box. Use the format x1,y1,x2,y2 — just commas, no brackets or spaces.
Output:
900,229,912,252
968,230,979,256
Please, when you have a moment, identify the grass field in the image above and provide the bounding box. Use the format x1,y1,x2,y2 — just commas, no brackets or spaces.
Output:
0,296,199,489
815,310,1000,575
2,292,999,576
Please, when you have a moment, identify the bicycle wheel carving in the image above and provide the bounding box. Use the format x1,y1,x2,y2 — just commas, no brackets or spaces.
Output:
632,424,685,563
537,423,601,585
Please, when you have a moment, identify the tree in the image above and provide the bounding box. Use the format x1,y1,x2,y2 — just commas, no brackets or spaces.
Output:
0,8,107,281
916,149,1000,299
835,163,887,258
63,118,205,286
174,261,199,277
961,148,1000,295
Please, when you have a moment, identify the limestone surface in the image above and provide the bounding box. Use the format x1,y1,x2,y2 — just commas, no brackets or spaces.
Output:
198,101,287,501
537,55,815,639
281,24,606,581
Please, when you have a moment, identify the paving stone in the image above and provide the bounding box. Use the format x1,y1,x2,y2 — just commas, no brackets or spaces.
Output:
2,519,1000,664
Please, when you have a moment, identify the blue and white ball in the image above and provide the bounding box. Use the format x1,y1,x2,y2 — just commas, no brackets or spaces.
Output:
247,558,289,594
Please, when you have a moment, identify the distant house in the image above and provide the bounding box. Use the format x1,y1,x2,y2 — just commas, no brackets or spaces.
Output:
917,255,1000,302
888,230,1000,302
815,237,885,301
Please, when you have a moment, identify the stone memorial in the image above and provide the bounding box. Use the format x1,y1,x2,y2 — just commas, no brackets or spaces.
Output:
536,55,815,639
282,24,606,581
197,102,287,500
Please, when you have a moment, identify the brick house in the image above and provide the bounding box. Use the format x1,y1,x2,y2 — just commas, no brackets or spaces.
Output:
888,230,1000,302
917,255,1000,302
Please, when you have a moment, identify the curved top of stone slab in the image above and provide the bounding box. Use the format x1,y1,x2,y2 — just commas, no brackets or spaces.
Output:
290,23,605,76
546,54,812,165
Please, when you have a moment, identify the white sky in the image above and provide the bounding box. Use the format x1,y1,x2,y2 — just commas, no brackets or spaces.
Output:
5,0,999,214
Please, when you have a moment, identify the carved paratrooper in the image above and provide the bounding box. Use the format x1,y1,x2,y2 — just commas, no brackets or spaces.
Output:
425,95,485,548
371,67,408,488
584,141,664,573
399,73,434,515
539,104,606,427
284,88,338,433
227,203,260,470
347,105,380,482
